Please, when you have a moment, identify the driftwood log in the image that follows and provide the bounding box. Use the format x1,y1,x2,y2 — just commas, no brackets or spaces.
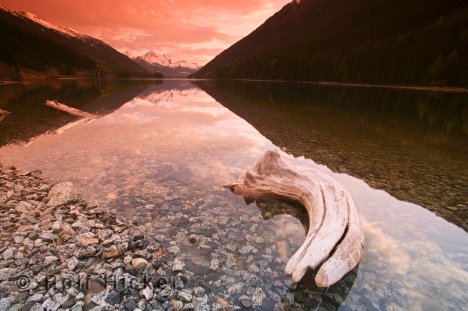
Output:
225,150,364,287
45,100,97,119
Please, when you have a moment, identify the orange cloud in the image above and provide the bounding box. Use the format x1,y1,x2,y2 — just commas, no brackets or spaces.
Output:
1,0,288,64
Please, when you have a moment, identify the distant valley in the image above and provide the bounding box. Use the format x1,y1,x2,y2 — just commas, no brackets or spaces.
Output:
0,7,194,81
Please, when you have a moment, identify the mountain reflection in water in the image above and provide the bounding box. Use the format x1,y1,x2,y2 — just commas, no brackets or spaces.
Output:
197,80,468,230
0,80,466,310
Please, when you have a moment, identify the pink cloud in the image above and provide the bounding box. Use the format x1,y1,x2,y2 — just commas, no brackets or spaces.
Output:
2,0,289,64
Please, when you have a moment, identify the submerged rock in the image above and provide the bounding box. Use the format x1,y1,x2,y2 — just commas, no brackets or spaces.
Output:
252,287,266,306
239,295,252,309
172,258,185,272
47,182,78,207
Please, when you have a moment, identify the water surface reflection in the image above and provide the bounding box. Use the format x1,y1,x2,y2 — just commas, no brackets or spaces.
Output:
197,80,468,230
0,80,466,310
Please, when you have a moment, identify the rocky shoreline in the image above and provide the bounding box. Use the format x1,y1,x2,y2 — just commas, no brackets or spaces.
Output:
0,164,212,311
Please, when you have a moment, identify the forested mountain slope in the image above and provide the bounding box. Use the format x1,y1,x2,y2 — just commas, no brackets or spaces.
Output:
193,0,468,87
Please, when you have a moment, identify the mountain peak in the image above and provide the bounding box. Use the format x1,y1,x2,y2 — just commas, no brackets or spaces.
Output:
131,51,200,77
0,6,85,38
136,51,199,69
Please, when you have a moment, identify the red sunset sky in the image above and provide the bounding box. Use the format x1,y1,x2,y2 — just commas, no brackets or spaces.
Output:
1,0,288,65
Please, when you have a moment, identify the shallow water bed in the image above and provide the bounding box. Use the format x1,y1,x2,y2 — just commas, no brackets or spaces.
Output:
0,80,467,310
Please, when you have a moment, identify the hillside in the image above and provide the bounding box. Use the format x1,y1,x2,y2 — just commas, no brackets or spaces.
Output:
192,0,468,87
0,6,153,80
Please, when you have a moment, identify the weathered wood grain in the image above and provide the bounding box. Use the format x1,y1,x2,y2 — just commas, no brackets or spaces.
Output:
225,150,364,287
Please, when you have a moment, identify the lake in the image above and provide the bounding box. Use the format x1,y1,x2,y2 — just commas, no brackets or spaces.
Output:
0,79,467,310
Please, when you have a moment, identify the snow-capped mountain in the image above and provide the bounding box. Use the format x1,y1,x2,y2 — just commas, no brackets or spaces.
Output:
130,51,199,78
138,51,199,69
16,10,85,38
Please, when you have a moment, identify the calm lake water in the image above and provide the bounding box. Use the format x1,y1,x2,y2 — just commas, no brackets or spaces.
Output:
0,80,467,310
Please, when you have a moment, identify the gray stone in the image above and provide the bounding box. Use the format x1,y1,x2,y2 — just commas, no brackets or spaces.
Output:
52,293,70,306
252,287,266,306
123,297,137,311
60,298,76,309
2,247,15,260
67,257,79,271
47,182,79,206
104,292,122,305
13,235,25,244
227,282,245,295
40,232,55,242
193,287,205,297
51,221,62,233
0,298,12,311
11,304,29,311
157,285,173,302
27,293,44,303
273,302,285,311
177,289,192,302
29,303,43,311
209,258,219,270
44,255,58,265
172,258,185,272
71,302,84,311
142,286,154,300
42,298,60,311
0,268,16,281
239,295,252,309
47,182,78,207
182,303,195,310
91,291,107,305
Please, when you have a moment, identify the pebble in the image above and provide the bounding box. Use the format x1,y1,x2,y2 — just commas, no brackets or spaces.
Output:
177,289,193,302
172,258,185,272
101,245,121,259
252,287,266,306
0,298,12,311
76,232,99,247
239,295,252,309
157,285,173,302
67,257,79,270
44,255,58,265
171,300,184,311
41,298,60,311
2,247,15,260
182,303,195,310
47,182,77,207
123,298,137,311
193,287,205,297
142,286,154,300
123,255,133,265
131,258,149,270
209,258,219,270
228,282,244,295
27,293,43,303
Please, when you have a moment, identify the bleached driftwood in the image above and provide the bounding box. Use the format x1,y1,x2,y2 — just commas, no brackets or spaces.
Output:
225,150,364,287
45,100,97,119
